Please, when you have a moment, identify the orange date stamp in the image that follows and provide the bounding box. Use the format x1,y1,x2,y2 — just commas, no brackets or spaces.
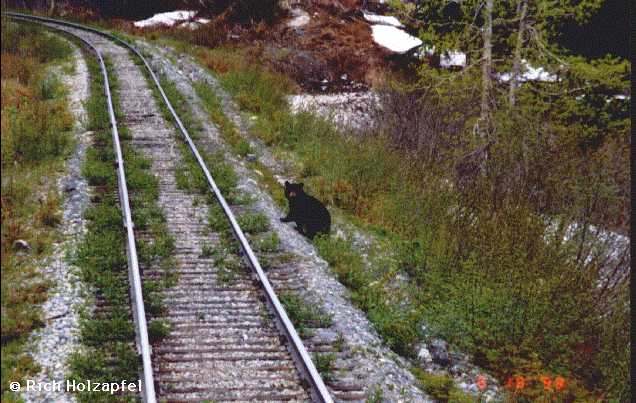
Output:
503,374,567,391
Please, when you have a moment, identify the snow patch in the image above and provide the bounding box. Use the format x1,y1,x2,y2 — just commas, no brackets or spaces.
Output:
417,46,467,68
133,10,209,28
288,8,310,28
440,51,467,68
180,19,211,30
370,25,422,53
611,94,629,101
363,12,403,27
499,59,557,82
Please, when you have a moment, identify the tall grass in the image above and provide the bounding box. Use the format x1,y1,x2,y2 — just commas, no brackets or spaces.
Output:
1,21,74,166
0,20,74,402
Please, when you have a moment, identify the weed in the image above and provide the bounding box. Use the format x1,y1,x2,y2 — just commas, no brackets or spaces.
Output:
367,386,384,403
238,212,269,234
333,332,345,352
236,139,254,156
217,267,237,284
148,320,171,343
208,203,230,232
313,353,336,383
36,193,62,227
201,244,214,258
411,368,474,403
279,291,332,338
313,235,369,292
254,232,280,253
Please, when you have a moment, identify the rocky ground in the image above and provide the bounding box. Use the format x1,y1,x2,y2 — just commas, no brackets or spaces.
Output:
22,38,91,403
287,91,379,131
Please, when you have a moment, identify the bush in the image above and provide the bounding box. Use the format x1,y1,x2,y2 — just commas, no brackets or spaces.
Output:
412,369,474,403
2,84,73,165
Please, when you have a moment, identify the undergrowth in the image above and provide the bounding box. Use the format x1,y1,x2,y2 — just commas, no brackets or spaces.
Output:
183,44,628,401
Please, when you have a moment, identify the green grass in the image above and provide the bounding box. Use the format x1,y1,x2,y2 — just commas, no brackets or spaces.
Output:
253,232,280,253
366,387,384,403
313,352,337,383
201,244,215,258
238,212,269,234
208,203,231,232
147,319,171,343
279,291,332,338
1,20,74,402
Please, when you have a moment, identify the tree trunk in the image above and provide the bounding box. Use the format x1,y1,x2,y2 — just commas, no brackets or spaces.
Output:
46,0,55,16
479,0,493,138
509,0,528,106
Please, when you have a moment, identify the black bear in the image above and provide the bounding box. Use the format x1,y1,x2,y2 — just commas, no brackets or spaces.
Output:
280,181,331,239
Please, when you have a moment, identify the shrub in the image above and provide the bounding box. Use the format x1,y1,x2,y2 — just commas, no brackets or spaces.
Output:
237,212,269,234
412,369,474,403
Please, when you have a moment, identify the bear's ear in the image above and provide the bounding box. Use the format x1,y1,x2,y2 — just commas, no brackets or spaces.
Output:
299,183,304,189
284,180,290,187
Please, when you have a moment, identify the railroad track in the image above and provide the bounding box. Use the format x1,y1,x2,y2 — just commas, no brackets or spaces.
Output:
7,13,336,403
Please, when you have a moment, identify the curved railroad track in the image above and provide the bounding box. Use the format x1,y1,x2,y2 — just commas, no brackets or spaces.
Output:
6,13,334,403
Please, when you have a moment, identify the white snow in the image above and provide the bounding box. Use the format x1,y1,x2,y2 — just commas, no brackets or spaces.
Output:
180,19,211,30
288,8,310,28
440,51,467,68
499,59,557,82
416,46,467,68
363,12,403,27
370,25,422,53
133,10,209,29
611,94,628,100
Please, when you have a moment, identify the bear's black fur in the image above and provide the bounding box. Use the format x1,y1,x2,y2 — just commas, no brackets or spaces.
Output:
280,181,331,239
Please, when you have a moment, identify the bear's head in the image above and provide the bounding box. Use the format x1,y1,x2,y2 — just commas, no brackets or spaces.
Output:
284,181,304,199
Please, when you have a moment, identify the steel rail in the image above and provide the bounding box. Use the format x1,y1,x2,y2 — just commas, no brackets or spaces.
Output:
5,13,159,403
6,12,334,403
